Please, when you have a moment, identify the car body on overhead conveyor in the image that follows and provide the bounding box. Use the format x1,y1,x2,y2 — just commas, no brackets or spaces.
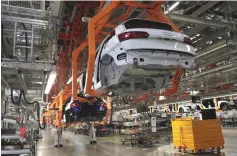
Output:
62,97,107,123
84,18,196,96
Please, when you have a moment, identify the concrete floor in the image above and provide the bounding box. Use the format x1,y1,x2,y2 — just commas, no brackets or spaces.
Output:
37,128,237,156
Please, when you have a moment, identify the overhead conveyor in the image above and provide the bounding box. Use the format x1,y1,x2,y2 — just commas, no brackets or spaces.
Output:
71,1,180,101
47,1,186,127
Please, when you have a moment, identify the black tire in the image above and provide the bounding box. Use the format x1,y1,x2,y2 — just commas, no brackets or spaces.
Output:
179,108,184,113
220,103,229,111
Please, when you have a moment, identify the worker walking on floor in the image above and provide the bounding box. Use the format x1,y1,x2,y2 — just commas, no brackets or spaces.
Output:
54,126,63,147
88,122,97,144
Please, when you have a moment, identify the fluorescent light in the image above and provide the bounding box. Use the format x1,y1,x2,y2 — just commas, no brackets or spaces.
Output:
165,2,180,14
44,71,57,94
195,43,227,59
159,96,165,100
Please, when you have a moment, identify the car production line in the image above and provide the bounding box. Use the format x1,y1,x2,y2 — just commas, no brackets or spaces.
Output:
1,1,237,156
36,129,237,156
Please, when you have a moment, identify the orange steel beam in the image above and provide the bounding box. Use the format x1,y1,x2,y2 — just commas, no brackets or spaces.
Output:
99,1,105,11
134,94,149,102
70,3,121,98
49,90,66,127
103,96,112,124
104,23,116,28
123,1,156,9
71,40,89,101
71,1,181,100
99,31,109,36
85,1,120,96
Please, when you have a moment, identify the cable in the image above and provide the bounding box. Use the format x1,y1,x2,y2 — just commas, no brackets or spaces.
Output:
10,89,46,129
21,90,46,129
10,90,22,105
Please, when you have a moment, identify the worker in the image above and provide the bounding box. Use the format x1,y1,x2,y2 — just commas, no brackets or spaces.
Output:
88,122,97,144
54,126,63,147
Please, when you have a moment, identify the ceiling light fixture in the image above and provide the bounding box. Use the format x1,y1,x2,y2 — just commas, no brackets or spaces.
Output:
44,70,56,94
165,2,180,14
195,43,227,59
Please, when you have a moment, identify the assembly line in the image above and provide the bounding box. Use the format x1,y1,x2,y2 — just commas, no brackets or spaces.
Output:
1,1,237,156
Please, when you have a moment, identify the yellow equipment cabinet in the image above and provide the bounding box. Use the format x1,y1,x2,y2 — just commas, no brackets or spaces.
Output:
172,119,224,152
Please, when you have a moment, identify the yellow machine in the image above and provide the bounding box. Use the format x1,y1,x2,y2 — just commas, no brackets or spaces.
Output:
172,119,224,153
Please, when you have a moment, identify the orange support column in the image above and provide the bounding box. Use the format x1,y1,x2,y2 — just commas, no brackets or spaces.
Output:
103,96,112,124
55,97,60,127
71,41,88,101
58,91,64,127
85,1,120,96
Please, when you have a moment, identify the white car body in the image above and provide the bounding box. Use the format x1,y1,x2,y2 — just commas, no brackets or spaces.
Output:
217,100,230,109
84,19,196,96
177,105,191,113
178,103,207,113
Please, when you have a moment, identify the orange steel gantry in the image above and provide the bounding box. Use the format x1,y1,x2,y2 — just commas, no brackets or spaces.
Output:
46,1,181,127
71,1,180,101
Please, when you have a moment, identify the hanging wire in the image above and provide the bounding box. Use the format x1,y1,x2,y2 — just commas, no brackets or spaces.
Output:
10,89,46,129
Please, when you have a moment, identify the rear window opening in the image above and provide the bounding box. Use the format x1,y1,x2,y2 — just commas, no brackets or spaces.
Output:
124,19,173,31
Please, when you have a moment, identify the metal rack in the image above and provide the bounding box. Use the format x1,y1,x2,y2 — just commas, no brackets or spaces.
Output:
1,115,36,156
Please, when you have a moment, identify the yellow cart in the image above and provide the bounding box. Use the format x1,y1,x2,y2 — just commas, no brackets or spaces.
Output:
172,119,224,153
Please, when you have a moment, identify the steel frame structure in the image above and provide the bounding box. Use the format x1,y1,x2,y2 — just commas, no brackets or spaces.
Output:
1,5,55,94
47,1,183,127
71,1,180,101
48,1,96,102
46,1,234,126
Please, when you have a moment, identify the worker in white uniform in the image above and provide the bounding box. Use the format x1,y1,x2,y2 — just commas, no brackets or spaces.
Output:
54,126,63,147
88,122,97,144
